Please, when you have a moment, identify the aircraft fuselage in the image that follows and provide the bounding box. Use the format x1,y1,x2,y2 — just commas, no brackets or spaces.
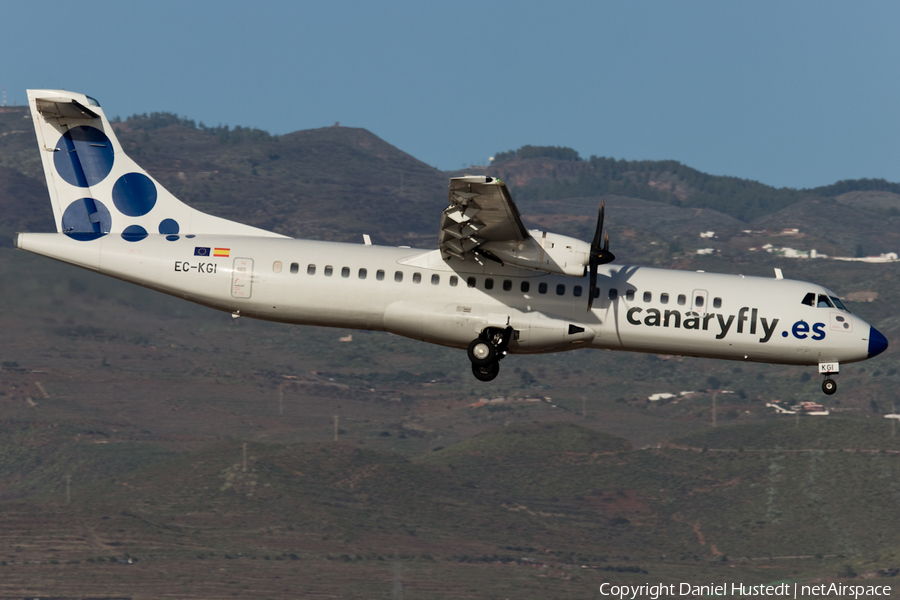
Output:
16,232,880,368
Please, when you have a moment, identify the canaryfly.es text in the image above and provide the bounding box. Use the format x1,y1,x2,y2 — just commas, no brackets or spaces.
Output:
598,582,891,599
626,306,780,343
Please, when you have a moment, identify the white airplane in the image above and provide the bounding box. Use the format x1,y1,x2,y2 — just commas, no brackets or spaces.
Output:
15,90,888,394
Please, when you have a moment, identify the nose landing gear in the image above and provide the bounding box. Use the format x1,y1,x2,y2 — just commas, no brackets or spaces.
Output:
467,326,513,382
819,362,839,395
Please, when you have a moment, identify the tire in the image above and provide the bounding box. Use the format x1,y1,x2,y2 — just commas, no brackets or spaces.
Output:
472,360,500,382
822,378,837,395
467,339,496,366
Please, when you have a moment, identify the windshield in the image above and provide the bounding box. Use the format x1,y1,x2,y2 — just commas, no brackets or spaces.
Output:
830,296,851,313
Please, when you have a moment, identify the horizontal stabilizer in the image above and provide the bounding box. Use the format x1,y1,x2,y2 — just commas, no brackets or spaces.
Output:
34,96,99,120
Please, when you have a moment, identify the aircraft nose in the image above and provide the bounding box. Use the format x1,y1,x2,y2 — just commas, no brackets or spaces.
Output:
868,326,889,358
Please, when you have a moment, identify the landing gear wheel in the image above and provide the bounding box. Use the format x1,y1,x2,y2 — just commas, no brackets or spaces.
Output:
467,339,496,366
472,360,500,382
822,378,837,395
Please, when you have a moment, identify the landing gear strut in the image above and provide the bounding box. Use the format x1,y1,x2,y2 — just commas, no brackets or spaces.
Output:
467,326,513,382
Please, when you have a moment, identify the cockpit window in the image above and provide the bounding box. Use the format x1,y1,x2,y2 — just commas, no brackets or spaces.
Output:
85,95,101,107
801,292,815,306
830,296,850,312
817,294,834,308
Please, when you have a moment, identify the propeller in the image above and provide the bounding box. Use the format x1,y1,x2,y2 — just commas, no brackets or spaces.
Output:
587,201,615,311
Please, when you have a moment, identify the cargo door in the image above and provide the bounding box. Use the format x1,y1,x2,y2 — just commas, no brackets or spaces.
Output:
231,258,254,298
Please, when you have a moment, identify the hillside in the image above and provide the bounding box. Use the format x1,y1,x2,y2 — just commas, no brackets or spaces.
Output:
1,107,900,596
0,107,446,247
1,420,898,596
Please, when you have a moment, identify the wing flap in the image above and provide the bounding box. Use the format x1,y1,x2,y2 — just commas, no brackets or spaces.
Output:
438,175,591,276
439,176,529,260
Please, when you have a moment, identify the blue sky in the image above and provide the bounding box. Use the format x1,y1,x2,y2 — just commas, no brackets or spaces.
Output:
3,1,899,189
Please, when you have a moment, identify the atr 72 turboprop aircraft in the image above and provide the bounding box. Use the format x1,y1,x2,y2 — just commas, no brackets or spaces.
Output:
15,90,888,394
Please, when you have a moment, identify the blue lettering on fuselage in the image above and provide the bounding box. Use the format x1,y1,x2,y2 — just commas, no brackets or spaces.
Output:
625,306,779,343
782,320,826,341
626,307,830,343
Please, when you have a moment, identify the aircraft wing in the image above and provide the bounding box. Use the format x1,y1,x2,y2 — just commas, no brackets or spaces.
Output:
438,176,590,276
439,176,530,261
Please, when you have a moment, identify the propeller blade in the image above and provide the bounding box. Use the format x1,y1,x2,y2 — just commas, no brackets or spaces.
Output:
591,203,605,250
587,202,614,311
587,257,598,311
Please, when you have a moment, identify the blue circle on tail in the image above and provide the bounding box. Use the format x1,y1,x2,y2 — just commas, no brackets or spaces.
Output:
61,198,112,241
112,173,158,217
54,126,115,188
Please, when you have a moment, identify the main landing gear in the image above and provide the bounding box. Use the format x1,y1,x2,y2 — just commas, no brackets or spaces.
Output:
467,326,513,382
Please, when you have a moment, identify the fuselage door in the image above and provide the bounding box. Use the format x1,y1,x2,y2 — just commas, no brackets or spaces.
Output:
231,258,254,299
691,289,709,313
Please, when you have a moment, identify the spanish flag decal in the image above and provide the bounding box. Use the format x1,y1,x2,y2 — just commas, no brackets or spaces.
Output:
213,247,231,257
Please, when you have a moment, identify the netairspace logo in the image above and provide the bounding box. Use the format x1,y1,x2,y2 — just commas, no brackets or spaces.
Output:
598,581,893,599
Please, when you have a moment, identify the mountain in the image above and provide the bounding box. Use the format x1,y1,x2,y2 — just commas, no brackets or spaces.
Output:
1,107,899,596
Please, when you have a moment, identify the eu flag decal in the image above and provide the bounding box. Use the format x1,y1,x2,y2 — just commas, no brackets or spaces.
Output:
194,247,211,256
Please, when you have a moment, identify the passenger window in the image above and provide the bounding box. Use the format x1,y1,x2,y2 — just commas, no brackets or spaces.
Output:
660,293,669,304
358,268,367,279
431,274,440,285
324,265,333,277
503,280,512,291
801,292,815,306
449,276,458,287
341,267,350,278
574,285,583,297
521,281,530,293
484,278,493,290
556,284,565,296
817,294,834,308
713,297,722,309
538,282,548,294
307,264,315,275
695,295,704,307
290,263,299,274
273,261,283,273
677,294,686,306
376,269,385,281
643,291,652,302
625,290,634,301
413,273,422,284
467,277,476,288
609,288,618,300
593,287,600,298
394,271,403,282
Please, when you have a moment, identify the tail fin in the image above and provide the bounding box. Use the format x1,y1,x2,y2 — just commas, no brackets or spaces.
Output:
26,89,284,240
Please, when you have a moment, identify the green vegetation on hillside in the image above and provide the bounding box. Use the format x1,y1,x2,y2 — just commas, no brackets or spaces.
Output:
117,111,275,144
491,145,900,223
503,154,808,222
811,178,900,197
494,145,582,162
